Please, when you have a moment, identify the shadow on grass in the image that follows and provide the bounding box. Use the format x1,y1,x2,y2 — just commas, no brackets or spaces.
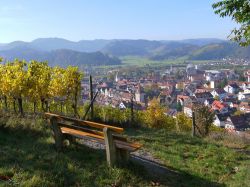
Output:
0,126,225,187
131,156,225,187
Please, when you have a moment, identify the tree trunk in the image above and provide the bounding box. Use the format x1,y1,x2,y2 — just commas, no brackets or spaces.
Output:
73,85,79,118
45,100,49,112
41,99,45,112
33,101,36,114
17,97,24,116
60,102,63,113
130,95,134,127
4,96,8,111
41,99,49,112
13,98,17,113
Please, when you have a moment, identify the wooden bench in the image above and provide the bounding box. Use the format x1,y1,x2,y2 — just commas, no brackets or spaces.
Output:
45,113,141,167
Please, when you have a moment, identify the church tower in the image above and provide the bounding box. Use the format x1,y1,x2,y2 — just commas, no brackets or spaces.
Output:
135,84,145,103
115,71,119,82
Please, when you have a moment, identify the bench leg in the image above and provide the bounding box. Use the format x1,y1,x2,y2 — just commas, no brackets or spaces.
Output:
50,117,64,151
117,149,129,163
103,127,117,167
63,134,77,145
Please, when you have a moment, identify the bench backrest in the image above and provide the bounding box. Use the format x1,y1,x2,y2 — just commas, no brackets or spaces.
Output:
44,112,124,134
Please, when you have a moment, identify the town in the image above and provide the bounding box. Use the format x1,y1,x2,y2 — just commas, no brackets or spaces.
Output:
81,60,250,133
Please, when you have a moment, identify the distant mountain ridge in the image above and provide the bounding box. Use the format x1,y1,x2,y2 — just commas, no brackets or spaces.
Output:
0,47,121,67
0,38,249,66
0,38,112,52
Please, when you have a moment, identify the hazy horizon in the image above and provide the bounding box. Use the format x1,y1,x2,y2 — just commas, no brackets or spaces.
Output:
0,0,236,43
0,37,228,44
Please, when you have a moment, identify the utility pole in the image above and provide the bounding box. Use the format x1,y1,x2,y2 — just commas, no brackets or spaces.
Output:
89,75,94,120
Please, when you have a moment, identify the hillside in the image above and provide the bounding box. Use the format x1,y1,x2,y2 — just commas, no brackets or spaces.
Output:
101,40,250,60
0,47,121,66
0,115,249,186
189,42,250,60
0,38,111,52
102,39,163,56
1,38,250,65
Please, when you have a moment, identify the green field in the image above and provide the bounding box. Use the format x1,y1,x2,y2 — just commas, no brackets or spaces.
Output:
120,56,187,66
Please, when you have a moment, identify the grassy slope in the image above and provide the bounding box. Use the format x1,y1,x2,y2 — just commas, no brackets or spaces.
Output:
0,116,249,187
126,128,250,187
0,117,155,187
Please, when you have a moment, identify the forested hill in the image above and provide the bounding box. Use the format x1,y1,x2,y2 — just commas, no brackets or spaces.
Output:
0,47,121,67
0,38,250,65
102,40,250,60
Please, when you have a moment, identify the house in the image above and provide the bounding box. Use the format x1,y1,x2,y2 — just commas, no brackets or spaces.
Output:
166,109,178,117
240,82,250,90
195,88,212,93
210,80,221,89
188,74,204,82
213,113,229,127
194,92,213,103
244,70,250,82
204,70,225,81
238,92,250,101
239,104,250,113
184,84,197,96
224,83,240,94
184,105,193,117
238,101,250,113
211,88,227,99
177,95,193,106
221,97,238,106
225,114,250,132
204,98,215,106
211,100,229,114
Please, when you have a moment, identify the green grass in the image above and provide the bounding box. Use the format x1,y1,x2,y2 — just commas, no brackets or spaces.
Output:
186,60,224,65
0,115,249,186
120,56,186,66
0,116,160,187
126,128,250,187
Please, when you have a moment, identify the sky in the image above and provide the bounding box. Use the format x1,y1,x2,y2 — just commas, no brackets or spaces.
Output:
0,0,237,43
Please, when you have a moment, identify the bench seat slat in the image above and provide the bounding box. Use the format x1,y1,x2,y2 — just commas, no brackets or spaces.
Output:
45,112,123,133
61,127,141,152
58,122,104,137
61,127,104,140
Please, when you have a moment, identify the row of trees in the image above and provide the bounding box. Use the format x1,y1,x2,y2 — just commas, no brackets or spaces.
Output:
0,58,82,116
91,97,214,137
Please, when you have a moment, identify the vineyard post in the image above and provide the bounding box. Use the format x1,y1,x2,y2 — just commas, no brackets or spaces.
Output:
130,94,134,127
89,75,94,119
192,101,196,137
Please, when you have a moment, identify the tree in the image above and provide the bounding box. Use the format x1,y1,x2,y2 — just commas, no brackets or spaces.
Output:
144,98,167,128
176,112,192,132
176,101,183,112
64,66,83,117
213,0,250,46
233,110,243,116
214,95,220,101
194,105,215,136
2,60,28,115
49,66,67,112
27,61,51,113
219,78,228,88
